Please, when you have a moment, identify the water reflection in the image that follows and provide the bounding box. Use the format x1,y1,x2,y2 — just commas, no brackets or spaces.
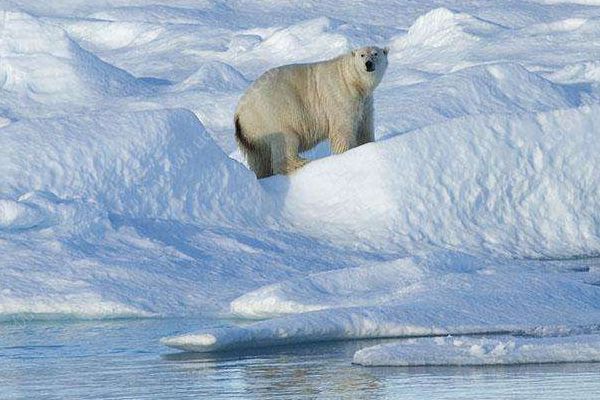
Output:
162,340,385,399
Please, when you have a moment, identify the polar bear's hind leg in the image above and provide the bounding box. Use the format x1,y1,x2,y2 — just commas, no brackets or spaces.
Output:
235,116,272,178
270,132,309,175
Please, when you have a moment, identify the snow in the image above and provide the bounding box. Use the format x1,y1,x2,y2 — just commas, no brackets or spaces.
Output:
395,8,506,49
2,0,600,366
164,254,600,352
264,105,600,258
0,108,267,223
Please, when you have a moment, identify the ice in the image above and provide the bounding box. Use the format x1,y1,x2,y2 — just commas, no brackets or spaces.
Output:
163,254,600,352
353,334,600,366
2,0,600,366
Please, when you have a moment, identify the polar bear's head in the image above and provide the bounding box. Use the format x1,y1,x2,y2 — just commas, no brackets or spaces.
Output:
351,46,389,89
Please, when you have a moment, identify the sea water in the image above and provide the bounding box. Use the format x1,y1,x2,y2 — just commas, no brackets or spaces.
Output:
1,317,600,399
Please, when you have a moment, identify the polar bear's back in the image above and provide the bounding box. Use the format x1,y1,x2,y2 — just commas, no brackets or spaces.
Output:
235,57,346,141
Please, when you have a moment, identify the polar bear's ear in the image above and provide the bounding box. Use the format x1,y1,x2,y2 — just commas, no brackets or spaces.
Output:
351,49,356,56
383,47,389,56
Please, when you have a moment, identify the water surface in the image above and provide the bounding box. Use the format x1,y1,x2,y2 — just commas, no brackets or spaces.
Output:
2,317,600,399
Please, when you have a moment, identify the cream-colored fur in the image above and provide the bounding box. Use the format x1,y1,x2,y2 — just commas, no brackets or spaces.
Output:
235,46,388,178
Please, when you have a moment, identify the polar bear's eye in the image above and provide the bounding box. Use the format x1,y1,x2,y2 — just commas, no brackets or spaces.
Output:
361,54,365,57
374,52,378,56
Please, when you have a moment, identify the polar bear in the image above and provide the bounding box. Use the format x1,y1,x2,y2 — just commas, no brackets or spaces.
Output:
234,46,388,178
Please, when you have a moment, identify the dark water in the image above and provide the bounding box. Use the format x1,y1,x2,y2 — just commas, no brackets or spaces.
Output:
1,317,600,399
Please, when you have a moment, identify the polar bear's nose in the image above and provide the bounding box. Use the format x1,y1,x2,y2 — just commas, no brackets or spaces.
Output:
365,60,374,71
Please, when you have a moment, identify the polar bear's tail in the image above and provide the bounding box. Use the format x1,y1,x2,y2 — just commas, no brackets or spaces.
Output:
235,115,272,178
235,116,254,151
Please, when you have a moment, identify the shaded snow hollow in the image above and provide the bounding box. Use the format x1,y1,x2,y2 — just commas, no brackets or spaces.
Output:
2,3,600,366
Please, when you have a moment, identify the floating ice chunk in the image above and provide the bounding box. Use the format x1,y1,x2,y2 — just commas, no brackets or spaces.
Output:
353,334,600,366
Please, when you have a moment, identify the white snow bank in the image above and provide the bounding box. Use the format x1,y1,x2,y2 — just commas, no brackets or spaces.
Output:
353,334,600,366
231,255,600,320
0,109,266,223
264,105,600,259
230,255,477,319
522,18,588,35
535,0,600,5
230,17,350,77
379,62,581,134
547,61,600,84
0,296,154,321
88,3,223,24
174,61,248,92
394,8,505,49
0,11,151,105
0,198,45,231
60,20,165,51
163,254,600,352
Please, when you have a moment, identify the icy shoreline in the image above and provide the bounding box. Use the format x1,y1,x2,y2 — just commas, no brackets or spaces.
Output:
3,1,600,366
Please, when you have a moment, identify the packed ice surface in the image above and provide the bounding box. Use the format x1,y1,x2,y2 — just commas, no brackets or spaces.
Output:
163,254,600,352
352,334,600,366
2,1,600,365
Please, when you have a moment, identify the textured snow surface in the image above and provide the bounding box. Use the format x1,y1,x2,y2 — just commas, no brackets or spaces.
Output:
0,108,266,223
164,254,600,352
2,1,600,365
265,105,600,258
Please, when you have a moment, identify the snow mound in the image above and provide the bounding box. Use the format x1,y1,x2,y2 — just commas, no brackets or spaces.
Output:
353,334,600,366
381,63,581,133
395,8,505,49
163,254,600,352
536,0,600,5
62,20,165,51
234,17,350,76
0,108,267,223
523,18,588,35
0,11,154,104
88,3,219,24
264,105,600,258
547,61,600,84
0,198,45,231
228,34,262,52
174,62,248,92
230,256,453,319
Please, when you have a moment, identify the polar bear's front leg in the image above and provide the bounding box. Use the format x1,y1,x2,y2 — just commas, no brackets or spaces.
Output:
271,132,309,175
357,97,374,146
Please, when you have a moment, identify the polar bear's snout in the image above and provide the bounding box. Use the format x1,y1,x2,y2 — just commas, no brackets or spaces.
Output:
365,60,374,72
